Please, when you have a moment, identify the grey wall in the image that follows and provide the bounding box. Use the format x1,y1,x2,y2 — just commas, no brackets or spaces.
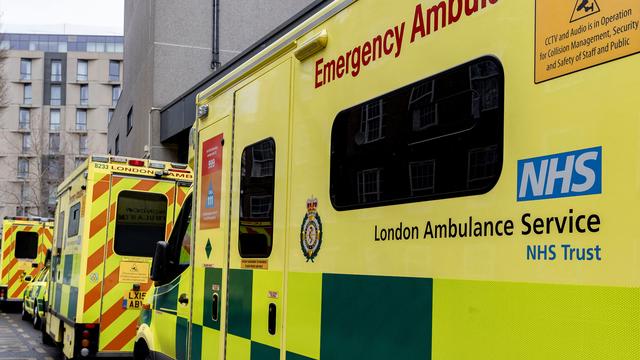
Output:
109,0,315,162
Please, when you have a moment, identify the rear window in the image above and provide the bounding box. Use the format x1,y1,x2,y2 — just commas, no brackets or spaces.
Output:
15,231,38,259
114,191,168,257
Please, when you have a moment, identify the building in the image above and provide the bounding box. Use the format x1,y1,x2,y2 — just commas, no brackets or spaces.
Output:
0,33,123,218
109,0,316,162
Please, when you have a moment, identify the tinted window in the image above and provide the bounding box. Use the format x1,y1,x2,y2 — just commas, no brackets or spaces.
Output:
114,191,168,257
330,57,503,210
15,231,38,259
55,211,65,248
238,139,275,258
67,203,81,237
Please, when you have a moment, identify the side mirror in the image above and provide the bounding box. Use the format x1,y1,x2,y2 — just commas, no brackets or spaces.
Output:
150,241,168,282
24,275,33,282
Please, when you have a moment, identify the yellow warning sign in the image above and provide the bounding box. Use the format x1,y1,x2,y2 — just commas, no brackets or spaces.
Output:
118,261,149,283
535,0,640,83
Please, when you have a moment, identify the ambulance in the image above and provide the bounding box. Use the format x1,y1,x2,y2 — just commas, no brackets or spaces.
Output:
43,155,192,359
137,0,640,359
22,255,50,328
0,217,53,308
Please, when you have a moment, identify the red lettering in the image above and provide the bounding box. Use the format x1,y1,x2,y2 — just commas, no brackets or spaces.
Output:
465,0,478,16
371,35,383,61
315,58,324,88
337,56,346,78
323,59,337,84
411,4,425,43
448,0,462,23
383,29,394,55
426,2,447,34
362,42,372,66
351,46,361,76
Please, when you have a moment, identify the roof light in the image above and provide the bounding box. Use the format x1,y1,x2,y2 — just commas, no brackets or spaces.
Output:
149,162,165,169
110,156,127,163
171,162,188,169
295,29,328,61
92,156,108,163
128,159,145,167
197,105,209,118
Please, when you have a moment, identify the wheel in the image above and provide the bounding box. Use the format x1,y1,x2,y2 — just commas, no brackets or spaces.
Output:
32,303,41,329
21,302,29,320
134,340,154,360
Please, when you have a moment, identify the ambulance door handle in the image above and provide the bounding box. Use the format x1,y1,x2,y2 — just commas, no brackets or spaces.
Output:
212,293,219,321
178,293,189,305
268,303,276,335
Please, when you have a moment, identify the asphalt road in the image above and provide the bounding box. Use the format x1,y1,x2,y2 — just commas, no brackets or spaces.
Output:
0,307,62,360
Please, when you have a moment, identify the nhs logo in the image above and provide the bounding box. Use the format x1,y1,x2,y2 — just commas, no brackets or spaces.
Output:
517,147,602,201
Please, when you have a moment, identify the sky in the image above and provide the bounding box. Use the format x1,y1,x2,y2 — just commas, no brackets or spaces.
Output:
0,0,124,35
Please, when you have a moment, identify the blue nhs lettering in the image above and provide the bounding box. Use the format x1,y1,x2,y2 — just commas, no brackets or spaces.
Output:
517,147,601,201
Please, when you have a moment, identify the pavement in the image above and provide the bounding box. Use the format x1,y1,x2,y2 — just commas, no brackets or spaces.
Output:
0,306,62,360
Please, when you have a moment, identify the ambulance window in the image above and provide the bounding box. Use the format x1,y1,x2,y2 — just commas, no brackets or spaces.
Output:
238,139,275,258
55,211,65,248
15,231,38,259
330,57,503,210
114,191,168,257
177,196,193,267
67,203,81,237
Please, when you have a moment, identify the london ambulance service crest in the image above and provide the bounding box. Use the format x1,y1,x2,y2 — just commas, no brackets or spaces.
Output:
300,197,322,262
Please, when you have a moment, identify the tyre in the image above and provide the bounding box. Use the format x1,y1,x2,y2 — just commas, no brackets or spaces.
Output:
21,302,29,320
134,340,154,360
32,303,40,329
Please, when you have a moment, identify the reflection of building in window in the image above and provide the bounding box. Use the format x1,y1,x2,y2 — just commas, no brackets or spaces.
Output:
250,195,273,217
250,141,275,177
470,61,500,117
360,100,384,143
357,168,381,203
468,146,499,182
409,160,435,194
409,81,437,131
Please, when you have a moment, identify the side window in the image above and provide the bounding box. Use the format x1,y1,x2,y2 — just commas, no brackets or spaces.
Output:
114,191,168,257
175,195,193,270
67,203,81,238
55,211,65,248
238,139,275,258
178,214,192,267
330,57,503,209
15,231,38,259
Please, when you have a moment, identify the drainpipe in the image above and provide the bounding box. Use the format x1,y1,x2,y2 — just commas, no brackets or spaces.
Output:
211,0,221,70
145,107,162,159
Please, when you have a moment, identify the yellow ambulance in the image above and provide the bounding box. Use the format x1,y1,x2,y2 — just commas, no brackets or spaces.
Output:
0,217,53,308
137,0,640,359
43,155,192,358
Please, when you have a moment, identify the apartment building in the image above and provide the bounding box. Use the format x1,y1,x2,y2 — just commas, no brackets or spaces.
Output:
0,33,123,218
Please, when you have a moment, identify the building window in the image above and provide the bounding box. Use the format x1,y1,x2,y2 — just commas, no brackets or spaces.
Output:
79,134,88,155
115,134,119,155
51,85,62,106
17,158,29,178
409,160,435,195
50,109,61,131
19,108,30,130
76,109,87,131
112,85,121,107
20,59,31,80
51,60,62,81
22,133,31,153
330,57,504,210
20,183,29,202
109,60,120,81
77,60,88,81
357,168,382,203
47,158,63,179
23,84,32,104
238,138,276,258
126,107,133,134
49,133,60,153
108,109,114,125
48,184,57,205
360,100,384,143
75,157,86,168
80,84,89,106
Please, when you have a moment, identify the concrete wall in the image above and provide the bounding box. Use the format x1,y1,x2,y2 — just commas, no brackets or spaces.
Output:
110,0,315,162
